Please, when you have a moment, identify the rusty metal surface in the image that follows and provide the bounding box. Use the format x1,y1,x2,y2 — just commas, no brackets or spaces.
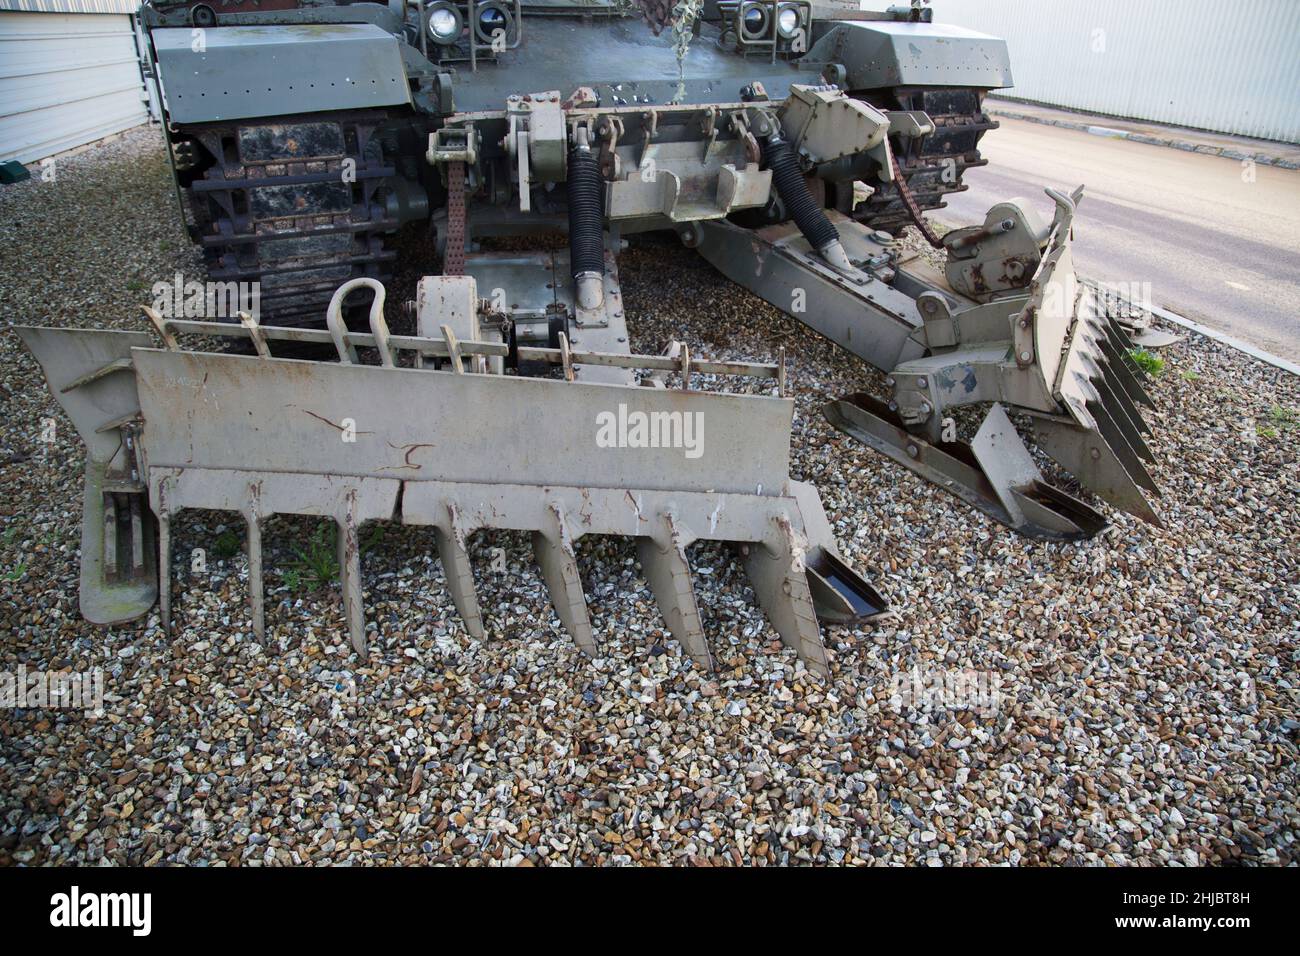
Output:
444,160,468,277
890,149,945,249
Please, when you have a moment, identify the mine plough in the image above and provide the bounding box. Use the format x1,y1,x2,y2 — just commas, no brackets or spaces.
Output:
16,274,888,677
698,171,1161,539
14,3,1165,674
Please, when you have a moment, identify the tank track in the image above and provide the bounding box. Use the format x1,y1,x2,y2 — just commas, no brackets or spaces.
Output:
852,88,998,235
176,110,400,327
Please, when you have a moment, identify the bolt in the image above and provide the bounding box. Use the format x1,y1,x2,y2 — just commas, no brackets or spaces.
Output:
906,443,919,459
888,400,898,412
1020,351,1032,362
916,377,927,388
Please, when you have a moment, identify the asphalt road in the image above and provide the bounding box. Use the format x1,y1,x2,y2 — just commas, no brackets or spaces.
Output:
938,118,1300,362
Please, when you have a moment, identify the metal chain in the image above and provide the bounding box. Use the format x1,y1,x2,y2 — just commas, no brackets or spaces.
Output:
891,150,945,249
444,161,467,277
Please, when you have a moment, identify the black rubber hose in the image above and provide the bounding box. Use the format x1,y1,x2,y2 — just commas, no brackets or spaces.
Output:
762,136,839,251
567,147,606,278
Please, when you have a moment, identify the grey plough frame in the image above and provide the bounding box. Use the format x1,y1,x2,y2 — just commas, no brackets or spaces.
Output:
14,284,887,677
696,186,1161,540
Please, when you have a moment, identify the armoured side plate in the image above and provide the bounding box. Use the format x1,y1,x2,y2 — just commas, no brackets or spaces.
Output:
152,24,411,124
807,21,1014,91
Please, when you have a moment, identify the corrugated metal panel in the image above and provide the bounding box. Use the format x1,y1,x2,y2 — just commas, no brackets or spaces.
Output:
0,1,139,14
931,0,1300,143
0,11,150,162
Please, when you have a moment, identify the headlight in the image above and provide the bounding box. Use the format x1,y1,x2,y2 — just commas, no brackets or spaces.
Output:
777,5,802,38
739,2,769,41
427,3,463,44
475,2,512,43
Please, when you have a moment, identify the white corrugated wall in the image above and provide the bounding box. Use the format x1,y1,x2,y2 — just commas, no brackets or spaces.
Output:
0,10,150,164
930,0,1300,143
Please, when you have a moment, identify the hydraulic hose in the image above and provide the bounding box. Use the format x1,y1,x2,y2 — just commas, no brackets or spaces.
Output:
567,143,606,283
761,134,840,253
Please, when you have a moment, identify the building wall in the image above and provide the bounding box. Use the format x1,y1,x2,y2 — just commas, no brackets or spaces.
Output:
0,8,150,163
0,1,140,13
931,0,1300,143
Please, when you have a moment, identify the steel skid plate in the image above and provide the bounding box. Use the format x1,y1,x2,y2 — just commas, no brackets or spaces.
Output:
13,326,158,623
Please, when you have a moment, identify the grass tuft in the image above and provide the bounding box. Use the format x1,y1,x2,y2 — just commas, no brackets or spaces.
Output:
1128,347,1165,376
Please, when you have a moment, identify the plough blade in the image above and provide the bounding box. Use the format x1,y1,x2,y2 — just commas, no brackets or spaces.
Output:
697,176,1167,538
825,395,1107,541
15,293,889,678
1044,252,1162,522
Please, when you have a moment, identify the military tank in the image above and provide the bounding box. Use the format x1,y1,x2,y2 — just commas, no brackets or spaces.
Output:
15,0,1163,674
136,0,1003,325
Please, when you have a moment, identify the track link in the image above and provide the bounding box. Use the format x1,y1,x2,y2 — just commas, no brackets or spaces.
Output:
853,87,998,234
177,110,400,326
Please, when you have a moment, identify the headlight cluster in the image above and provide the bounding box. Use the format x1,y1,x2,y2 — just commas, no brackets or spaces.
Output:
474,2,513,44
424,2,518,47
724,1,811,54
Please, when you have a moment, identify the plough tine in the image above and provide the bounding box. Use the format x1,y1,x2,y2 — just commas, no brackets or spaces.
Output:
244,485,266,645
1105,312,1141,355
1085,397,1160,496
533,505,596,656
743,517,829,678
1095,333,1152,417
1084,355,1154,460
245,514,266,643
158,512,172,637
337,503,367,654
1033,415,1162,526
432,504,484,639
637,515,711,669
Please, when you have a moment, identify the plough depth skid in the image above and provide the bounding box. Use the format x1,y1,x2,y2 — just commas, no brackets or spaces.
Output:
15,278,887,677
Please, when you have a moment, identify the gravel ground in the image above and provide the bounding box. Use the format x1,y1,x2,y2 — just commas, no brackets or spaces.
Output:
1,125,1297,866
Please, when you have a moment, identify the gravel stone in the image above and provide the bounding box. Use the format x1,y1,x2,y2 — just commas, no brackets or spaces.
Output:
0,126,1296,866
